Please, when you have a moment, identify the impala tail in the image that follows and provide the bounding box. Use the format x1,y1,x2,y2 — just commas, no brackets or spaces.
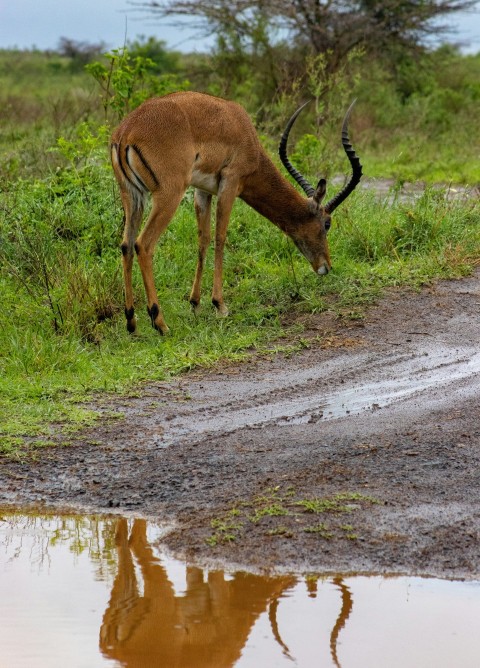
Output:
110,142,151,211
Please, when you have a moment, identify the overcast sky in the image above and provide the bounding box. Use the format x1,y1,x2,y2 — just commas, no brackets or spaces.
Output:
0,0,479,53
0,0,208,52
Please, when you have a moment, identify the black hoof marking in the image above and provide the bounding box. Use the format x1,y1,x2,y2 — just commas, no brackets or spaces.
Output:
147,303,159,318
147,303,160,327
125,307,135,333
212,298,221,309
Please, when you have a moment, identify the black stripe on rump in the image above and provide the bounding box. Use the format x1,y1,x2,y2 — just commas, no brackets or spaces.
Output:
131,144,160,187
125,146,148,192
116,144,144,195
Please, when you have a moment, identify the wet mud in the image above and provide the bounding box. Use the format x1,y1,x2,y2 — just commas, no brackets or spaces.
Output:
1,269,479,579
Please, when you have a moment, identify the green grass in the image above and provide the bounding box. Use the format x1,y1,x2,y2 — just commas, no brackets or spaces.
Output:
1,46,480,455
206,486,380,545
1,164,479,454
295,492,379,514
363,143,480,185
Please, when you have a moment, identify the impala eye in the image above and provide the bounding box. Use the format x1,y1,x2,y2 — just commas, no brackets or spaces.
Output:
325,219,331,232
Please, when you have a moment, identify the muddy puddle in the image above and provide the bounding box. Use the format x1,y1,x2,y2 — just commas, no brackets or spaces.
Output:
1,511,479,668
145,343,480,448
357,177,478,202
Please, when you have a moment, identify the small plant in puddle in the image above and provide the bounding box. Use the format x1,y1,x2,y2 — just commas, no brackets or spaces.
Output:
296,497,353,514
253,485,282,503
205,485,380,546
295,492,378,514
340,524,358,540
304,523,333,539
340,524,354,531
206,509,244,546
267,526,294,538
0,437,25,458
250,502,289,523
249,485,290,522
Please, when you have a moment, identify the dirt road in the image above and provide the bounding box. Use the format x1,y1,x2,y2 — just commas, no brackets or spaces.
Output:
1,270,479,579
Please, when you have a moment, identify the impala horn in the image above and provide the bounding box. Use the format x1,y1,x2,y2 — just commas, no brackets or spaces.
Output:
324,100,363,213
278,101,315,197
278,99,363,212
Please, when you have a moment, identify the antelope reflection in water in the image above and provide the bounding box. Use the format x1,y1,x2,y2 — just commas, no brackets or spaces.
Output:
100,519,353,667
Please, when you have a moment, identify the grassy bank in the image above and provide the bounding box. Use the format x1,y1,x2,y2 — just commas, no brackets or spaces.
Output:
1,167,478,455
0,45,479,456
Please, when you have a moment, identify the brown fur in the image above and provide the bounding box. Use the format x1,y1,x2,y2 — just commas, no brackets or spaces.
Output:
111,91,334,334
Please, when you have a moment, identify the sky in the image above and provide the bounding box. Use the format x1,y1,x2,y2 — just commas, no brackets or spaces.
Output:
0,0,209,52
0,0,479,54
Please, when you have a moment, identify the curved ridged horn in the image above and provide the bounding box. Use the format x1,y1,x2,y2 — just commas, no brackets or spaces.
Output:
324,99,363,214
278,100,316,197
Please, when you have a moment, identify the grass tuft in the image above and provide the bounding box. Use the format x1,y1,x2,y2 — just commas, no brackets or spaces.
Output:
206,485,380,545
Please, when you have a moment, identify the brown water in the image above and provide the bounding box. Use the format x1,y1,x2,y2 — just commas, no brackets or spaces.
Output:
1,512,479,668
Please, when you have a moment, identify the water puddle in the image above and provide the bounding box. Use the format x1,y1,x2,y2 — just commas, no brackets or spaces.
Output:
158,346,480,445
354,177,479,204
275,348,480,426
1,511,479,667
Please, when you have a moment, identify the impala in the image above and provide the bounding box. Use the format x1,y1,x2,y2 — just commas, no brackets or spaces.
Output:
111,91,363,334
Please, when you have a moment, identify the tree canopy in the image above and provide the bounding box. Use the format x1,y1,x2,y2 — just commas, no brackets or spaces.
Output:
130,0,477,71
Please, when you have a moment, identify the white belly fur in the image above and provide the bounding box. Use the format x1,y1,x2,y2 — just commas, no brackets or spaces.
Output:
191,168,219,195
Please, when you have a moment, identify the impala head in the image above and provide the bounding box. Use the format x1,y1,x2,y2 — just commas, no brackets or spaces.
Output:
279,99,363,276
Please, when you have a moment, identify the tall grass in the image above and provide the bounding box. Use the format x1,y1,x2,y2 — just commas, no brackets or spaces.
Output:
1,154,479,452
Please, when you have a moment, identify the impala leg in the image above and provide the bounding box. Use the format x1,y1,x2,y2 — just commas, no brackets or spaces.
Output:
120,190,144,333
135,189,185,335
212,183,237,317
190,189,212,314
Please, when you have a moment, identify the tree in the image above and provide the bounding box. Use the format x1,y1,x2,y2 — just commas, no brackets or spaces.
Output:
127,35,181,73
57,37,106,70
129,0,477,73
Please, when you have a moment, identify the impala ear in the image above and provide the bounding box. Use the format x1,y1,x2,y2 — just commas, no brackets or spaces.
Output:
313,178,327,206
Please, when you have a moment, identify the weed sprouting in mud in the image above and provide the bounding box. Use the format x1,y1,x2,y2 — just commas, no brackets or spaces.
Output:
303,524,334,539
206,509,244,546
206,486,380,546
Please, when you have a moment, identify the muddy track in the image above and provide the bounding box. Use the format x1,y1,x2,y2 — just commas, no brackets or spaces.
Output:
1,270,479,579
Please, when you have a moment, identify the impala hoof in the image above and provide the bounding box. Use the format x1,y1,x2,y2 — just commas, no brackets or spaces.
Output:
154,323,170,335
190,298,201,316
148,303,169,335
125,307,137,333
212,298,229,317
126,319,137,333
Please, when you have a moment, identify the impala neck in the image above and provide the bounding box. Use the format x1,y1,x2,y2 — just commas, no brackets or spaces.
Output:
240,150,309,233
